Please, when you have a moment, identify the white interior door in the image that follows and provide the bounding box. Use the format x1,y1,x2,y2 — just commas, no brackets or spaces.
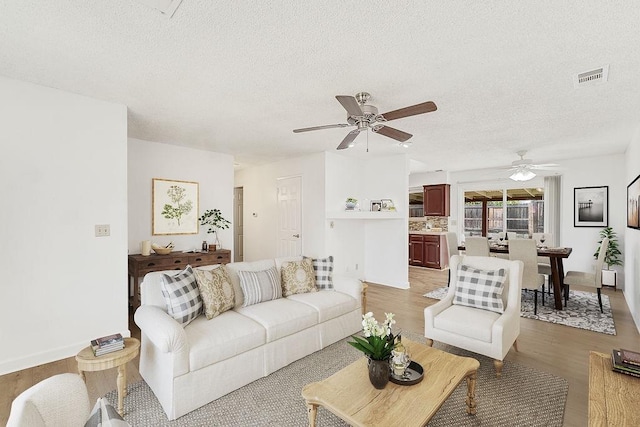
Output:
233,187,244,262
277,176,302,257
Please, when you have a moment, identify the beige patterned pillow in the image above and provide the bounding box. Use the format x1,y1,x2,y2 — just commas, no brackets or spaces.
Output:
280,258,317,297
194,266,235,319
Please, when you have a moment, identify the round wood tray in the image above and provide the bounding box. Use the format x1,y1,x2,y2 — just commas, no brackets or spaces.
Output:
390,361,424,386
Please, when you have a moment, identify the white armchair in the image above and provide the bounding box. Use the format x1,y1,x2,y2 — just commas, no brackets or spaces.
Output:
424,255,524,376
7,373,90,427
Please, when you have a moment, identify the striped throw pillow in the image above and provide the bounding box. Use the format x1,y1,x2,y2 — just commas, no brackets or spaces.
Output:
238,266,282,307
453,264,506,314
161,265,203,326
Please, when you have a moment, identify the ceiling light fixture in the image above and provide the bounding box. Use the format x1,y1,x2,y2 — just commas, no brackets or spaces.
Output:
509,168,536,182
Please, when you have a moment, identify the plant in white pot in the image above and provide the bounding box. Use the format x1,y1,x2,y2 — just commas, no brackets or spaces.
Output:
593,226,623,288
199,209,231,250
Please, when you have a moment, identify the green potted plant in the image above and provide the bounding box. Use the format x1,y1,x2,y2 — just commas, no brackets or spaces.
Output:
199,209,231,250
594,226,623,288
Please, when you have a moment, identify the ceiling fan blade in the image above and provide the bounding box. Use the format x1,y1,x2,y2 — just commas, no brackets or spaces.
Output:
337,129,361,150
335,95,363,117
293,124,350,133
380,101,437,121
372,125,412,142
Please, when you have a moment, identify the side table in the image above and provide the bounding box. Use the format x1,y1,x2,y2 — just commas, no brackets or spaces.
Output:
76,337,140,416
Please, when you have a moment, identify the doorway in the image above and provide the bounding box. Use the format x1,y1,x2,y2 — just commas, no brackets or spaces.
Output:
276,176,302,257
233,187,244,262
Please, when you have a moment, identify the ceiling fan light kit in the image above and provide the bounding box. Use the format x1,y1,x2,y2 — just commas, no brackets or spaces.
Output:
509,168,536,181
293,92,437,150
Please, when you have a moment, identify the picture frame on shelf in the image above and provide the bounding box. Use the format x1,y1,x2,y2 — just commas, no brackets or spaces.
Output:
628,173,640,230
380,199,395,211
370,200,382,212
574,186,608,228
152,178,199,235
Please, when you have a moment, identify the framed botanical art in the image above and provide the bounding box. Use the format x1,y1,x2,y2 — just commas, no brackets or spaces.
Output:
628,173,640,230
574,186,608,227
152,178,199,235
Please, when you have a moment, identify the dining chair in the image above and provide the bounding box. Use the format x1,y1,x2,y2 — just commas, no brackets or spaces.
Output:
563,238,609,313
464,237,490,257
509,238,545,315
445,232,459,286
506,232,518,240
532,233,553,296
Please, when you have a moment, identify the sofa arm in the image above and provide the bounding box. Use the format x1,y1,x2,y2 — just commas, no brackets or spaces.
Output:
134,305,189,355
333,275,363,307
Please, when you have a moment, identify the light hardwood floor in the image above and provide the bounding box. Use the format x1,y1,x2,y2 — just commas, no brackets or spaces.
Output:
1,266,638,426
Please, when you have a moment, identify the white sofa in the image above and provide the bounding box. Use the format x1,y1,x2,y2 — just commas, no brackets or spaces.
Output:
134,257,363,420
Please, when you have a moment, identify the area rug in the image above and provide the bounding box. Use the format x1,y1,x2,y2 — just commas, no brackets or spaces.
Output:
106,331,568,426
424,287,616,335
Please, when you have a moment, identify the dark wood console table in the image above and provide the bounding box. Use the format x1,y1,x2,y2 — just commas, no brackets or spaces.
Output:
128,249,231,310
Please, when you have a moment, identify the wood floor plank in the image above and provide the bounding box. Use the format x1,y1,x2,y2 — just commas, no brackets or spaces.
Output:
0,267,637,427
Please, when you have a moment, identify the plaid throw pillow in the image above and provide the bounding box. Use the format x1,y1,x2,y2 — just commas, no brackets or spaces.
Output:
84,397,131,427
312,256,334,290
161,265,202,326
453,264,506,314
238,266,282,307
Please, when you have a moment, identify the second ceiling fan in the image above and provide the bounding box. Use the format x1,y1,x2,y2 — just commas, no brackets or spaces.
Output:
293,92,437,150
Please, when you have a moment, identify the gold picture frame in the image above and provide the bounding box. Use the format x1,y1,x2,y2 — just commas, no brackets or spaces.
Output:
152,178,199,235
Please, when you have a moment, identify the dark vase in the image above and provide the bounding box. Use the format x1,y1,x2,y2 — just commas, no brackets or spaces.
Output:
368,357,390,389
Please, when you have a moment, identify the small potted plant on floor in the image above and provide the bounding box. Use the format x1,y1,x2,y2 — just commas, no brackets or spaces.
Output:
594,226,623,289
199,209,231,250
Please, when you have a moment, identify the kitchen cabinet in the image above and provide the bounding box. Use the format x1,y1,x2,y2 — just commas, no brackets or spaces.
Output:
409,234,424,265
423,184,450,216
409,234,448,269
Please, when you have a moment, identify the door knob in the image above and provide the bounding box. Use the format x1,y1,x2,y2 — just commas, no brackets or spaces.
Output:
293,234,300,238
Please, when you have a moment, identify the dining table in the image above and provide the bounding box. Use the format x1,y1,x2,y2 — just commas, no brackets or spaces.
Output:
458,242,573,310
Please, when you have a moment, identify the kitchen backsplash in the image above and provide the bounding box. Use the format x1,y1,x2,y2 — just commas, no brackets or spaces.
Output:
409,217,449,231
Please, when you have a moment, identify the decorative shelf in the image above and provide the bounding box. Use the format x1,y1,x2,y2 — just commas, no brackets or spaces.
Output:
326,211,404,220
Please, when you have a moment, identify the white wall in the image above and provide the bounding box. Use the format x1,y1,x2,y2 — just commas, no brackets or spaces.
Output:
558,154,627,276
625,131,640,332
0,76,128,375
128,138,234,254
325,152,409,288
234,153,326,261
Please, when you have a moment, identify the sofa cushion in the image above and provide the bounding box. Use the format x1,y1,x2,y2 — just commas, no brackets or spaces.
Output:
193,266,235,319
287,290,356,322
226,259,277,309
281,258,317,297
433,304,500,343
238,266,282,307
235,298,318,342
453,264,506,314
310,256,334,290
186,310,266,371
161,266,202,326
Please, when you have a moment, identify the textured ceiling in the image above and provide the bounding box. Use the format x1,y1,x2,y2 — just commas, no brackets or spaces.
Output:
1,1,639,173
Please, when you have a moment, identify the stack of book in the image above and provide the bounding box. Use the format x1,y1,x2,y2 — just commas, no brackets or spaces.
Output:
91,333,124,357
611,348,640,378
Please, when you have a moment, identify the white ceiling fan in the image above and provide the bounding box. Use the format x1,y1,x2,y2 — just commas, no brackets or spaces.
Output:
506,150,559,181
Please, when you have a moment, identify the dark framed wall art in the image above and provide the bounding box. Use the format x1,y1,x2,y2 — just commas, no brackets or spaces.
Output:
628,174,640,230
574,186,608,227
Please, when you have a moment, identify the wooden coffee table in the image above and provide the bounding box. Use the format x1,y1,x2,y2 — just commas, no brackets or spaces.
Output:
302,338,479,427
76,337,140,416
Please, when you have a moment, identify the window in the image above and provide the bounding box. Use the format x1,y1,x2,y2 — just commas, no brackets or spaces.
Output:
463,188,544,237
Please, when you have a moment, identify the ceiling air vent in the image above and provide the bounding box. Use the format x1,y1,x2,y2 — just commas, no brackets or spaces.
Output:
574,65,609,88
